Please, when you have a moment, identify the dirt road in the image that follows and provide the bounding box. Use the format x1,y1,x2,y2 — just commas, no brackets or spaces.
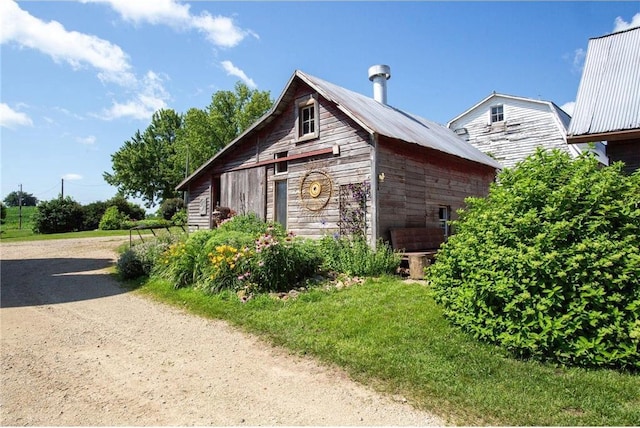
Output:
0,237,443,426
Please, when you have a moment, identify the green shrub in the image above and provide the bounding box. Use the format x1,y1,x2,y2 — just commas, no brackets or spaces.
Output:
171,209,187,226
159,198,184,220
106,195,145,221
320,235,401,276
237,233,323,294
217,212,285,238
99,206,125,230
117,237,176,279
153,216,323,294
427,149,640,371
0,202,6,225
32,197,84,234
81,201,107,230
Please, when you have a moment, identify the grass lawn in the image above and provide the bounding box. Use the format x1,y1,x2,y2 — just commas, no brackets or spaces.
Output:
136,276,640,426
1,206,183,242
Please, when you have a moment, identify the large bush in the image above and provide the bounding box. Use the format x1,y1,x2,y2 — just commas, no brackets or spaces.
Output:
32,197,84,234
427,149,640,371
159,198,184,220
0,202,6,224
99,206,126,230
81,201,108,230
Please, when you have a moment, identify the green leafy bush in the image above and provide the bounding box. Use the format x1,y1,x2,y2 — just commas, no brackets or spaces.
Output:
99,206,126,230
427,149,640,371
237,233,323,294
320,235,401,276
82,201,107,230
32,197,84,234
0,202,6,225
159,198,184,220
117,237,176,279
171,209,187,226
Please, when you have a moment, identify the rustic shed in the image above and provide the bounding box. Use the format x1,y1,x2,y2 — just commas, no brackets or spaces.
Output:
176,67,501,244
567,27,640,174
448,93,608,169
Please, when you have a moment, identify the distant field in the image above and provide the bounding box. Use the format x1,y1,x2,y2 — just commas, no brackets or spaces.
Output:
0,207,36,231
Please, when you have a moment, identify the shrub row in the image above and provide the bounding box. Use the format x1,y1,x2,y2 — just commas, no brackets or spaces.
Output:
117,213,401,294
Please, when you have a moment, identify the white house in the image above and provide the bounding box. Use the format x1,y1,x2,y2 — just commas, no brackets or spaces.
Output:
448,93,608,169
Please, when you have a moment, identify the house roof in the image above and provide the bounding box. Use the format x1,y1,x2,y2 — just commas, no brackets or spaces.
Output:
177,70,501,190
447,92,572,131
567,27,640,141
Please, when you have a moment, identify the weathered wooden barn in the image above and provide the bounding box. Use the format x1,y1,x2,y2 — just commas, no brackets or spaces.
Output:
567,27,640,174
448,92,608,170
176,66,501,243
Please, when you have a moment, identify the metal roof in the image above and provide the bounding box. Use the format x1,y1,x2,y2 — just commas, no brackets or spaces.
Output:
297,71,502,169
177,70,501,190
568,27,640,137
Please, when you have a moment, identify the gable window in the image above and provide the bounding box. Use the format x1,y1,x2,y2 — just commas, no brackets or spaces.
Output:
295,94,319,142
439,205,451,237
490,105,504,123
275,151,288,174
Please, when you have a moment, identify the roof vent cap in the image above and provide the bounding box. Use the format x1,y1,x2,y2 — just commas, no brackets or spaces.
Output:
368,65,391,104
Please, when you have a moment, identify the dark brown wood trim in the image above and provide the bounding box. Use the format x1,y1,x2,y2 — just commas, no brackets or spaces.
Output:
229,147,335,171
567,129,640,144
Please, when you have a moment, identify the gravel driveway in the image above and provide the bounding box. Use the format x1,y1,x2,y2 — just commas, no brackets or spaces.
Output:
0,237,443,426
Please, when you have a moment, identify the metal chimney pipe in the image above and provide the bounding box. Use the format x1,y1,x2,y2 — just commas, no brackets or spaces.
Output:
368,64,391,104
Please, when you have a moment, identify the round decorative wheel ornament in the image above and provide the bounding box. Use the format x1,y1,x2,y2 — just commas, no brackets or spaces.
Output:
299,171,332,211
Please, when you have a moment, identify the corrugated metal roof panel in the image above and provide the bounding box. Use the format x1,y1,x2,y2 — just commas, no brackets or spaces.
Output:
298,71,502,169
568,27,640,137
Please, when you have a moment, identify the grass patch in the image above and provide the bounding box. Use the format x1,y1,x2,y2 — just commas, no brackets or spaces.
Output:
136,276,640,426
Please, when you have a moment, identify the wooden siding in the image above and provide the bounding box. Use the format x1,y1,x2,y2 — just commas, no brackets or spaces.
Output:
186,175,211,231
449,97,569,169
220,168,266,219
607,139,640,174
205,83,374,240
376,137,495,243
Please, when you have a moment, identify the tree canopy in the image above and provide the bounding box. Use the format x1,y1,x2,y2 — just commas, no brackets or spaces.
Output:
104,82,273,207
3,191,38,207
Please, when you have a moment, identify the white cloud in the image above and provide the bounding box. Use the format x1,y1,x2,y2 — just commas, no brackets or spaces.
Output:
614,13,640,32
100,71,170,120
0,103,33,129
560,101,575,117
62,173,83,181
571,48,586,74
221,60,257,89
82,0,253,48
77,135,97,145
0,0,135,86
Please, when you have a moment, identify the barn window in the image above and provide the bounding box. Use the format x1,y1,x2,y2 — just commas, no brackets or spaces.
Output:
275,151,288,174
295,94,319,142
490,105,504,123
439,205,451,237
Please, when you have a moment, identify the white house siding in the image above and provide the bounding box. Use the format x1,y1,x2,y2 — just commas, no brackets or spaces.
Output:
449,97,570,170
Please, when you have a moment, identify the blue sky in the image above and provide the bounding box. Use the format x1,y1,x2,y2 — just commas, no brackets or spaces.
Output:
2,1,639,208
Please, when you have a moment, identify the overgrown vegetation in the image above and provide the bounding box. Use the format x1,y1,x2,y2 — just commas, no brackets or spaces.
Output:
427,149,640,371
117,213,401,296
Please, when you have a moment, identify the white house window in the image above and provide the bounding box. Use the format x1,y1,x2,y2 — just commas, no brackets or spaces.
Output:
275,151,288,174
439,205,451,237
490,105,504,123
295,94,319,142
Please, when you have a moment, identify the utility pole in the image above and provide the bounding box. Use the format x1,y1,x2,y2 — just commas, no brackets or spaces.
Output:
18,184,22,230
61,178,64,199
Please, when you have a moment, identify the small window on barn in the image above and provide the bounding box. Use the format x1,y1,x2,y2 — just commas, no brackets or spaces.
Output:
490,105,504,123
439,205,451,237
275,151,288,174
295,94,319,142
